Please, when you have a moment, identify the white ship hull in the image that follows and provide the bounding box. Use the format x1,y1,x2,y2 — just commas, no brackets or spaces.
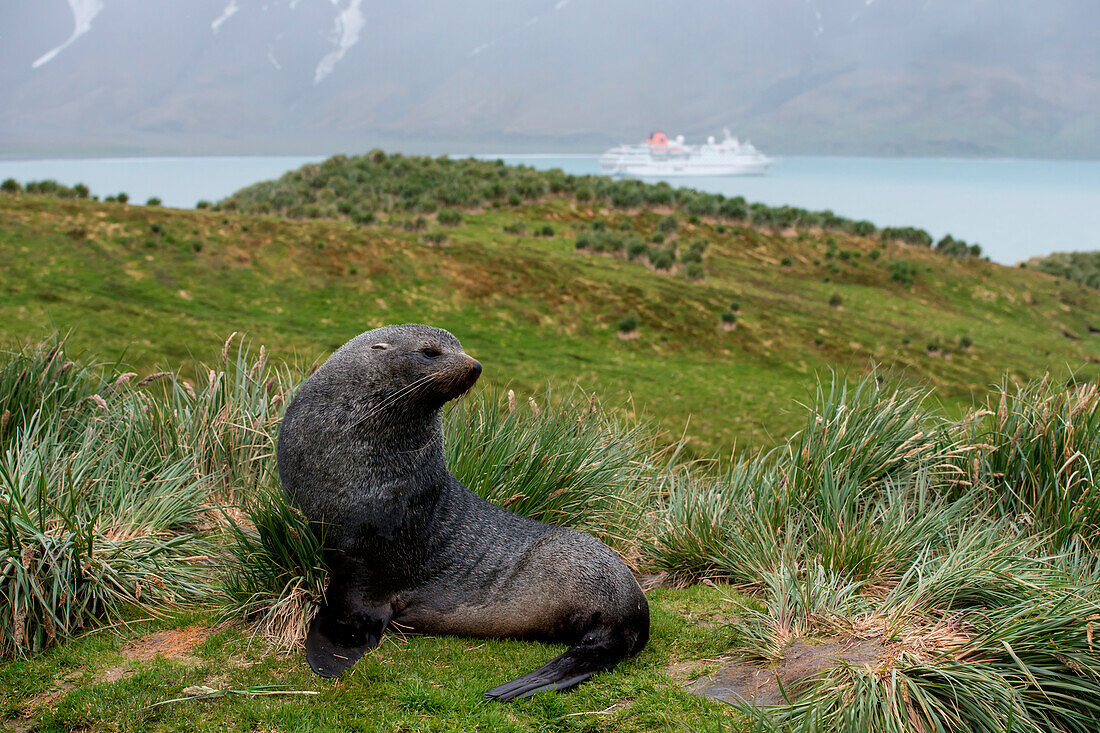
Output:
600,129,771,178
599,159,771,177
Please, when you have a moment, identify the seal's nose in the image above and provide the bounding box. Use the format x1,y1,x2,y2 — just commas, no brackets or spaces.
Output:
468,358,482,380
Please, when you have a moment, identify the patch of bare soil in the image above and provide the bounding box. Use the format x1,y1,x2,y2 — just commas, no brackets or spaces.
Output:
96,626,214,684
96,620,214,686
689,636,885,707
123,626,211,662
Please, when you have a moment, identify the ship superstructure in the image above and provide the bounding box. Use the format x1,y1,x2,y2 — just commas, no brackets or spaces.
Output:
600,129,771,177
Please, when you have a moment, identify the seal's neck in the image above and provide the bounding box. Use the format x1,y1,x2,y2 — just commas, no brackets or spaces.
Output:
351,407,449,488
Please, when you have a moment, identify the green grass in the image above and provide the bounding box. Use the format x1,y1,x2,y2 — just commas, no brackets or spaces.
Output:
1,589,745,733
4,340,1100,730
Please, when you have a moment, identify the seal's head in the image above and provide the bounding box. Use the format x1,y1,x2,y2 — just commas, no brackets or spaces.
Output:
320,324,481,416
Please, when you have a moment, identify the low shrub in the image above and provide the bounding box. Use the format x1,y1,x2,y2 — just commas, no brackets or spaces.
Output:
681,239,707,264
350,208,375,225
626,240,648,260
436,208,462,226
657,215,678,234
890,260,918,287
648,247,675,271
936,234,982,259
881,226,933,248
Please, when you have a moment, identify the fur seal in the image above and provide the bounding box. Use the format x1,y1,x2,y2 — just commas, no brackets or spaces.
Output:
275,324,649,701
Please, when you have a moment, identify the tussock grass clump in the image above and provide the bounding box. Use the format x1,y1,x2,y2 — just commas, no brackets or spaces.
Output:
737,531,1100,733
0,339,106,436
99,336,299,505
150,334,299,497
0,338,212,657
444,388,659,556
952,377,1100,552
651,375,961,587
218,479,326,652
653,372,1100,731
649,460,778,585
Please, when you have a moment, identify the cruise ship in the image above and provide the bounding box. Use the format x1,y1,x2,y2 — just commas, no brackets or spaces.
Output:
600,129,771,177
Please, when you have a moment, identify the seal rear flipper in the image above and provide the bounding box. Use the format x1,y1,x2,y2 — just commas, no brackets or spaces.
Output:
483,627,636,702
305,602,387,678
482,664,595,702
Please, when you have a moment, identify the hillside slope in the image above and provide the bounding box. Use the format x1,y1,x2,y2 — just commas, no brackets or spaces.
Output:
2,159,1099,452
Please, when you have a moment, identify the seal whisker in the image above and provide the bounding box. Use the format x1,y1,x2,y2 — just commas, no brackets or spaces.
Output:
351,373,439,430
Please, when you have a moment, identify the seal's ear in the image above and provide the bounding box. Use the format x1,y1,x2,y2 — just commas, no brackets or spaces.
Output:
371,343,391,350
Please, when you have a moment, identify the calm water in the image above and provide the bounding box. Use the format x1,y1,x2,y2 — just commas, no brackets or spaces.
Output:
2,154,1098,264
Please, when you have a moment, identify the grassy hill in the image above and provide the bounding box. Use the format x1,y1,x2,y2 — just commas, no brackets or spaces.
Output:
3,156,1100,453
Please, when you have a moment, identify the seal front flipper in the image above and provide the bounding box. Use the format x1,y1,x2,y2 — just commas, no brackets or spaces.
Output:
305,607,375,678
305,599,392,678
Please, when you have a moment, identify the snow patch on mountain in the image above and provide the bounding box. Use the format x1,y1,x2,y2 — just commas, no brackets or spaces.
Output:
32,0,104,69
803,0,824,36
314,0,365,84
211,1,239,33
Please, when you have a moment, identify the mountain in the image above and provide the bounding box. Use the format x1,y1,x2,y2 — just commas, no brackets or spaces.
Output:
3,0,1099,157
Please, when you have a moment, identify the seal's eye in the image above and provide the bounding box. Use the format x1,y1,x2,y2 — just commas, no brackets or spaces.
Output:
371,343,390,350
421,347,442,358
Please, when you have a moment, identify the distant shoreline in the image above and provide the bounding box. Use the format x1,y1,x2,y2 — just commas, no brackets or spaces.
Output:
2,154,1098,265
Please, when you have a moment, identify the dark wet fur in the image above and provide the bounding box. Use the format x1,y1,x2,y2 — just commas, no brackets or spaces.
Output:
276,324,649,700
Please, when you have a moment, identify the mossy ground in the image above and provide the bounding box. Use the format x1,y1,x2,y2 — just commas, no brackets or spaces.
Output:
2,586,748,733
